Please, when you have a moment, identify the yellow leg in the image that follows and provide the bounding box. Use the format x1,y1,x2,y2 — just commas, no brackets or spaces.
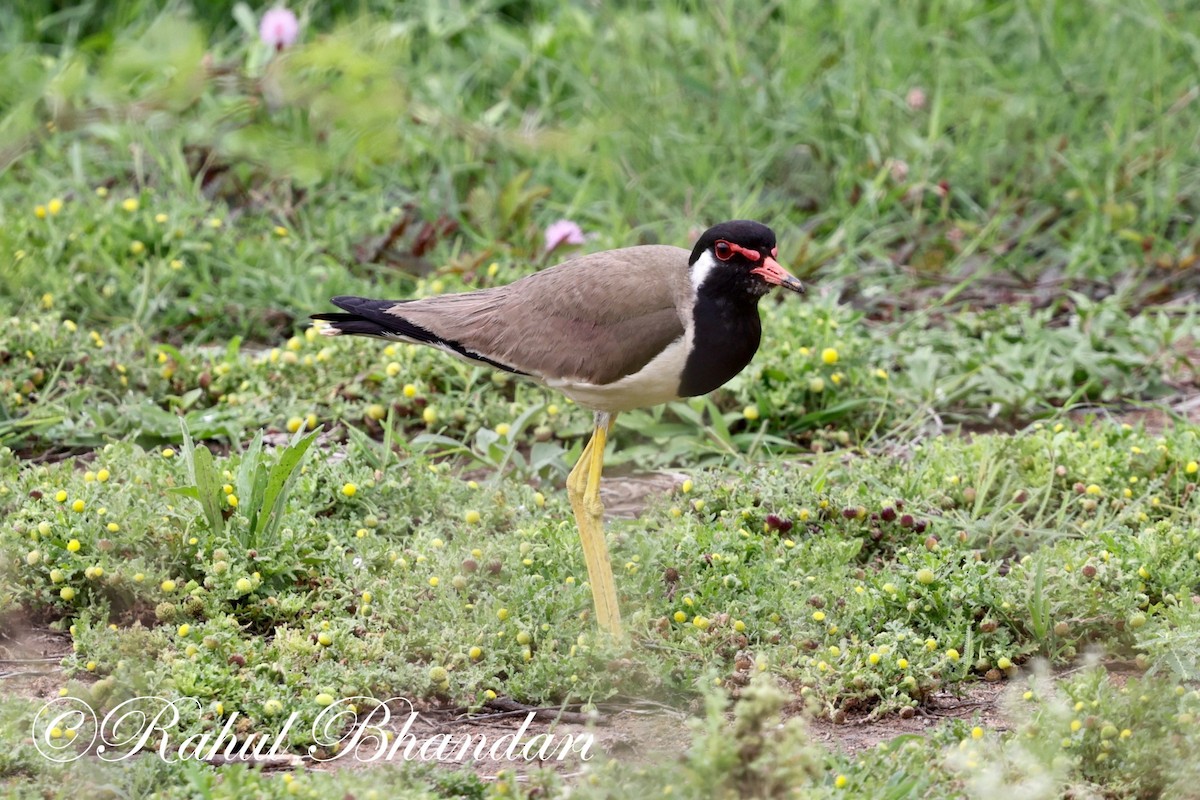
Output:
566,413,623,637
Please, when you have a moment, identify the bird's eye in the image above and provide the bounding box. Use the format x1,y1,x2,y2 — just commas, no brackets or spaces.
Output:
714,241,734,261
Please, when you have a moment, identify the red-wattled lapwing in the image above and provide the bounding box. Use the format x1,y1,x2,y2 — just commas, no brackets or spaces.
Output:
313,220,804,637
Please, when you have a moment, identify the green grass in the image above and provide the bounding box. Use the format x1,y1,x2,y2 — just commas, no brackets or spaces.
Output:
2,1,1200,798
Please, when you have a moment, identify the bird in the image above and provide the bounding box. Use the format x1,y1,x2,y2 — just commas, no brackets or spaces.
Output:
313,220,805,638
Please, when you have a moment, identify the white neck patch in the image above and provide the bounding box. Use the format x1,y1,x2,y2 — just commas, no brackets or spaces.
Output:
689,250,719,293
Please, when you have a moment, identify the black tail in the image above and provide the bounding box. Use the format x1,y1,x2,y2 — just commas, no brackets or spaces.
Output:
311,296,423,339
312,295,528,376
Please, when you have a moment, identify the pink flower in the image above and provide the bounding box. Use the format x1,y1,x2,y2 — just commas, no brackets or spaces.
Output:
906,87,927,111
544,219,585,253
260,7,299,51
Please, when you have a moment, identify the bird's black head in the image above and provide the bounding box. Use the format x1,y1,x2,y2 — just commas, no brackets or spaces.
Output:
688,220,805,298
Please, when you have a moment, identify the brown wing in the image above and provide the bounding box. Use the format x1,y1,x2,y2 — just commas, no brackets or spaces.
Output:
388,245,691,385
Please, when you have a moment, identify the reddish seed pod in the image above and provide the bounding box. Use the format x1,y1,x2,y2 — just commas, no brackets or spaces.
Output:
900,514,915,529
842,507,858,520
880,507,897,522
1082,564,1097,578
765,514,793,533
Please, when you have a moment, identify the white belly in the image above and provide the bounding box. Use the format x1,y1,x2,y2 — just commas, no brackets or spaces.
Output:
546,335,690,413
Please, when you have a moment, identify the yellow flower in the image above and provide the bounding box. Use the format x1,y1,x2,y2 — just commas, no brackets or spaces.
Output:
71,499,85,513
821,347,839,365
274,226,288,237
386,363,402,378
808,377,825,393
55,490,68,503
95,186,108,197
946,648,961,661
971,726,984,740
868,653,881,665
341,483,358,497
469,646,483,660
834,775,848,789
428,576,440,588
743,405,760,421
497,608,510,621
812,611,825,622
692,616,710,630
96,468,110,482
107,523,119,532
66,539,81,552
162,448,175,458
1187,461,1198,475
207,217,223,229
35,204,47,219
129,240,145,256
121,198,139,212
155,213,168,223
422,407,438,425
161,579,177,592
226,494,238,508
464,510,481,524
177,624,190,637
1085,484,1101,496
495,423,510,437
60,587,76,600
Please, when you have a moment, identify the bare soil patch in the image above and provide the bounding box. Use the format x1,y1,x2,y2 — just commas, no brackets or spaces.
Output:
0,614,72,704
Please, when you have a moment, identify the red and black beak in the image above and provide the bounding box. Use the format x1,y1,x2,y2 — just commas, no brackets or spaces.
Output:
751,256,805,294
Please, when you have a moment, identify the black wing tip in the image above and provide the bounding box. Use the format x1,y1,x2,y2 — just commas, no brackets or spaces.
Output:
311,297,402,336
